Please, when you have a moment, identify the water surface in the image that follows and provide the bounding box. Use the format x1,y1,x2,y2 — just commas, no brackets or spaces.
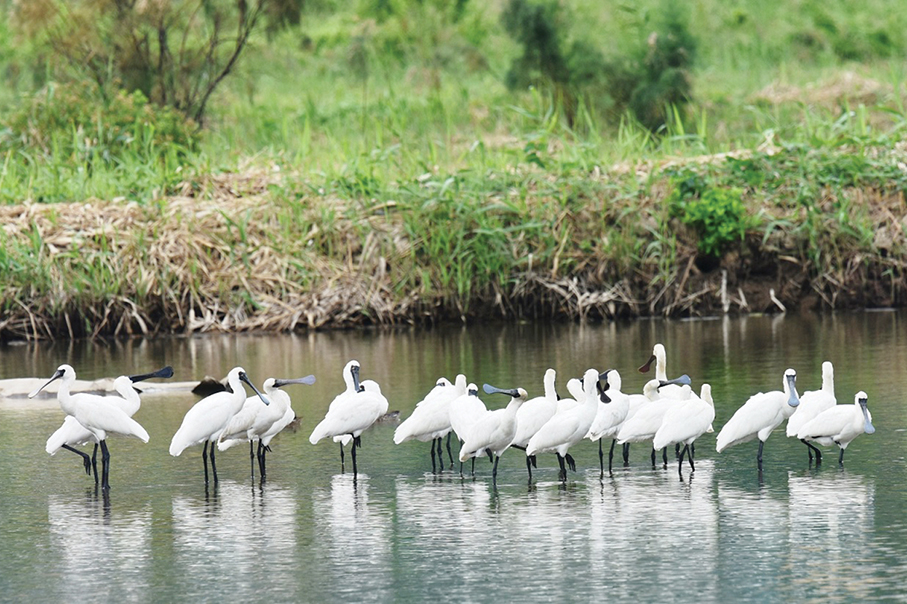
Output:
1,313,905,602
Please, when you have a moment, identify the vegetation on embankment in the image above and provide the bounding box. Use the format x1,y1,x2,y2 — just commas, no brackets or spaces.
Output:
0,1,907,339
1,135,906,340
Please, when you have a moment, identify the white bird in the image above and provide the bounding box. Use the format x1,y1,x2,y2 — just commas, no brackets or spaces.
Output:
458,385,528,484
448,382,486,474
716,368,800,469
309,361,388,475
169,366,269,484
653,383,716,474
29,364,153,491
510,368,560,479
786,361,836,463
587,369,630,476
218,375,316,478
527,368,603,482
798,391,875,464
638,343,686,398
45,366,173,482
617,375,693,467
394,374,467,472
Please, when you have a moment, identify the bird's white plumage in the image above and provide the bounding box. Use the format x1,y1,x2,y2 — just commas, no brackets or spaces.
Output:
653,383,716,451
527,368,601,458
310,361,388,445
798,391,874,450
394,374,466,445
218,378,297,451
170,367,259,456
448,383,486,443
787,361,836,437
31,365,149,445
511,368,559,449
588,369,630,442
716,368,799,453
616,379,676,444
458,387,528,461
45,374,141,455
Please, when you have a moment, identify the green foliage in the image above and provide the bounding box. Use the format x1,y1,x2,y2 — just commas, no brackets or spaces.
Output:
12,0,267,124
668,171,750,259
604,1,697,131
501,0,607,127
0,82,195,202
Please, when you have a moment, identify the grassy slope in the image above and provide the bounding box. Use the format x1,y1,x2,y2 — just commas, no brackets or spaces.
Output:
0,0,906,339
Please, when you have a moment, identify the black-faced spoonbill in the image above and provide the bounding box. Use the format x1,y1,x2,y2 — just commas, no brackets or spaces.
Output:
44,366,173,482
617,375,692,467
394,374,467,472
716,368,799,469
30,364,154,491
510,368,560,480
587,369,630,476
218,375,315,478
527,368,605,482
309,361,389,475
797,391,874,464
458,384,527,485
786,361,836,463
448,382,485,475
652,383,715,474
169,367,269,484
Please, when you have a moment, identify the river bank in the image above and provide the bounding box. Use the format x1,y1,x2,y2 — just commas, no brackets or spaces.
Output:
1,142,906,341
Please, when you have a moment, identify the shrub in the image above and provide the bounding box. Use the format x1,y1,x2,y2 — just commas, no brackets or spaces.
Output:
668,171,750,259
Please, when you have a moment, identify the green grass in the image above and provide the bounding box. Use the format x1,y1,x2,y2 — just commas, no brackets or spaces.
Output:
0,0,907,337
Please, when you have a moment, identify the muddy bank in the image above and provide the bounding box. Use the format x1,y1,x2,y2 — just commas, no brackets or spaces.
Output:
1,154,905,341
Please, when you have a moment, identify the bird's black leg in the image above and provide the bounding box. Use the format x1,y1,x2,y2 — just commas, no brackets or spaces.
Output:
688,445,695,472
757,440,764,470
210,442,218,483
678,444,687,475
608,439,616,475
202,441,210,484
556,454,567,482
598,440,604,479
839,447,845,465
623,442,630,465
446,433,454,467
99,440,111,491
675,443,681,459
62,444,93,476
250,440,256,478
471,457,476,476
436,437,444,471
525,454,533,481
565,453,576,473
662,447,668,466
651,447,657,468
801,439,822,464
492,455,500,485
258,441,267,478
691,442,695,459
431,439,438,473
351,436,358,475
339,441,345,471
458,440,464,475
91,444,99,484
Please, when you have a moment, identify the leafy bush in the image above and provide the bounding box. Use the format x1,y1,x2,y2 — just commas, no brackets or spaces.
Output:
12,0,267,124
501,0,607,127
604,1,696,131
668,171,750,259
0,81,197,166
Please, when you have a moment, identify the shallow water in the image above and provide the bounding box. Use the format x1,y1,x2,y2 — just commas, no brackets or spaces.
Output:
1,313,906,602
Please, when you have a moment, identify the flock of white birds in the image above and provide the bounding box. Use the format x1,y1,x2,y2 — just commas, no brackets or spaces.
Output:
28,342,875,490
